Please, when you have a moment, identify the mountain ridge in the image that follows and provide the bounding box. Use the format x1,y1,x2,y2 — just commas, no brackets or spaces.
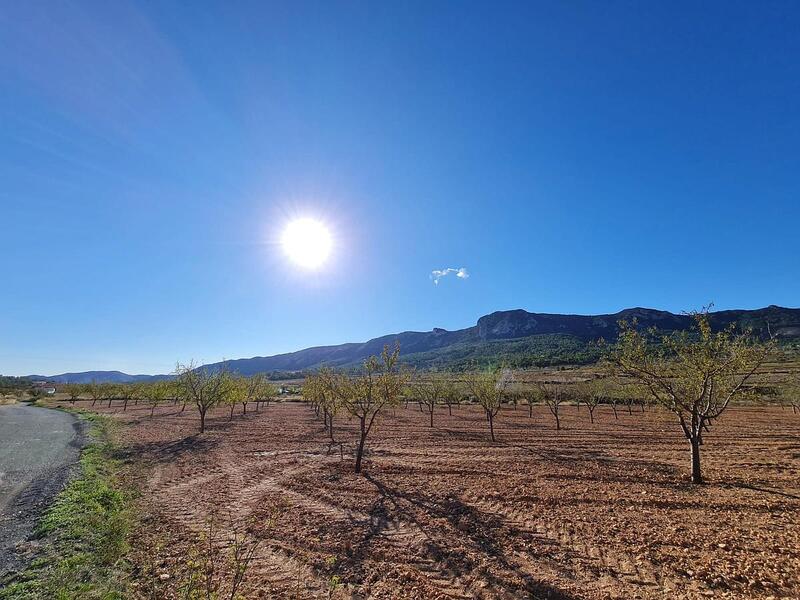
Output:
26,305,800,382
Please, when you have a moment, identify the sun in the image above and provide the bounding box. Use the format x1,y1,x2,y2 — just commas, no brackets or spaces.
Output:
281,218,332,269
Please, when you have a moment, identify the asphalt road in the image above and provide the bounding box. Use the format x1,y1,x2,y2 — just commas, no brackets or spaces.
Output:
0,403,85,574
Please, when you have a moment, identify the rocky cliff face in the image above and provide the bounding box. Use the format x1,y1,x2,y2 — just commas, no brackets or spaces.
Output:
206,305,799,374
33,305,800,381
475,307,692,342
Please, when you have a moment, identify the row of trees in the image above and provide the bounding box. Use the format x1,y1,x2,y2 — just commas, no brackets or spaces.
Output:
301,311,776,484
61,369,279,433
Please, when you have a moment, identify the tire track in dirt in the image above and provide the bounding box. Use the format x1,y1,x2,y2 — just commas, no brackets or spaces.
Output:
467,496,670,598
92,400,800,598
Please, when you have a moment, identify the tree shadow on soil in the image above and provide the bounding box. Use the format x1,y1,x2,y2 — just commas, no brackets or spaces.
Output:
334,473,580,600
722,481,800,501
115,435,220,465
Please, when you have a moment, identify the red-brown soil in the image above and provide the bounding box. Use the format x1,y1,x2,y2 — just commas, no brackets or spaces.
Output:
82,400,799,599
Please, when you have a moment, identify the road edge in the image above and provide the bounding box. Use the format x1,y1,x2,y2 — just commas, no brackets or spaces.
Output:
0,405,90,576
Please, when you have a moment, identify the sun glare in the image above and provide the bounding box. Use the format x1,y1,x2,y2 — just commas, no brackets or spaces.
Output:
281,218,332,269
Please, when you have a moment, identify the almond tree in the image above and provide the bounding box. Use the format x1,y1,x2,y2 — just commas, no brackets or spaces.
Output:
579,379,602,424
176,361,233,434
326,344,406,473
412,374,448,427
302,373,323,418
226,376,247,420
319,369,341,440
65,383,83,404
598,376,629,420
243,373,268,414
306,368,340,440
142,381,167,418
252,376,278,411
466,368,512,442
161,379,182,408
774,374,800,414
88,381,104,407
537,382,565,430
441,378,462,416
122,383,143,412
609,310,771,484
103,383,120,408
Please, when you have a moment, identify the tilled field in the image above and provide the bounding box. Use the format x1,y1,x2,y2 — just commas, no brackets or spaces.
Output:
86,400,799,599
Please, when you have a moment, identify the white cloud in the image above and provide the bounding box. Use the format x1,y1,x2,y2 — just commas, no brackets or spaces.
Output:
431,267,469,285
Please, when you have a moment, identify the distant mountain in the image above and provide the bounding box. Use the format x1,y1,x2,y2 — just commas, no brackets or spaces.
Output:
27,371,172,384
205,304,800,374
29,305,800,382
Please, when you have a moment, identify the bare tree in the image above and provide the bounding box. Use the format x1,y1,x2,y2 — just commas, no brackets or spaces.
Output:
325,344,406,473
176,361,233,434
412,374,448,427
538,382,566,430
522,384,544,418
466,368,512,442
609,310,771,484
579,379,602,424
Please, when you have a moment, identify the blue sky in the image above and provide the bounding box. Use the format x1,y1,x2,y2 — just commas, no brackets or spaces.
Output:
2,1,798,376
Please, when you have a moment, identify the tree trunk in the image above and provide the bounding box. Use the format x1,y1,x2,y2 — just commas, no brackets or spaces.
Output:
488,411,495,442
612,403,618,419
199,408,206,433
429,408,434,427
448,404,452,416
123,399,129,412
690,437,702,484
329,414,334,441
555,411,560,431
589,407,594,424
242,402,247,414
181,402,187,413
355,417,367,473
108,398,113,408
528,404,533,418
150,405,155,418
230,404,234,420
